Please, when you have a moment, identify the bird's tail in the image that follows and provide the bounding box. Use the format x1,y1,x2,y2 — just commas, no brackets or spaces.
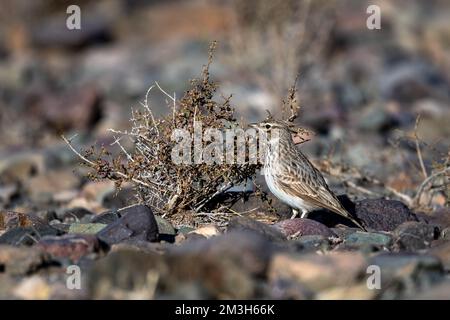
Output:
335,207,367,231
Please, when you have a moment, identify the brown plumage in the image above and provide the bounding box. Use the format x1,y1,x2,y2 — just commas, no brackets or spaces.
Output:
249,119,366,230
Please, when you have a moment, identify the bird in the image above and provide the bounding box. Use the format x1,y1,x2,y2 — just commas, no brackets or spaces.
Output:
248,119,366,230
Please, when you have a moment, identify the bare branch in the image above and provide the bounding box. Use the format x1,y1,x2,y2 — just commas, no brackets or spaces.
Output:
413,166,450,206
414,115,428,179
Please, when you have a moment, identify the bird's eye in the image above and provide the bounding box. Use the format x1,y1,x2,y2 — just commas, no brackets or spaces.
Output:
265,124,271,129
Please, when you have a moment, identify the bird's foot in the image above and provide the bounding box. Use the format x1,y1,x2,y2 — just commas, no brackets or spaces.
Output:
290,209,299,219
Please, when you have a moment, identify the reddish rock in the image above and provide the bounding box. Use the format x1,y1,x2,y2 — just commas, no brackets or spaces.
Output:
274,218,335,238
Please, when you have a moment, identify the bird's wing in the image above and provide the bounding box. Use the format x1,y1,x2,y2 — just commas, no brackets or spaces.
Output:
272,153,350,218
273,161,366,230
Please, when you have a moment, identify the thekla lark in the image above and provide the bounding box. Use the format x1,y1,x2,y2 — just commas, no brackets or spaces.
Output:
249,119,366,230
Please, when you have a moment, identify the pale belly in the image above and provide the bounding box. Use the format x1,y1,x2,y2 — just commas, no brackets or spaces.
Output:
264,169,318,213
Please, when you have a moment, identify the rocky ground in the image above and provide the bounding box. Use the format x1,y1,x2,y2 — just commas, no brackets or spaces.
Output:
0,0,449,299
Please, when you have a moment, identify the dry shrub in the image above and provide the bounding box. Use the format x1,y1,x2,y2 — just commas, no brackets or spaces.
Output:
65,42,264,219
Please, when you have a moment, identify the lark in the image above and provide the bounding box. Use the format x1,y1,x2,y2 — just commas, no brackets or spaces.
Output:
249,119,366,230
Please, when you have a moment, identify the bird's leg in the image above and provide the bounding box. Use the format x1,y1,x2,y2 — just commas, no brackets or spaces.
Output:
300,210,309,219
290,209,299,219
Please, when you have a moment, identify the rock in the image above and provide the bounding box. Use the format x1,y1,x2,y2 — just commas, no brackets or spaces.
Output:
291,235,331,252
30,86,103,132
441,227,450,240
171,231,274,277
87,249,165,299
424,208,450,229
56,207,95,223
0,152,45,184
368,253,444,299
66,197,106,214
0,184,18,204
69,223,107,235
393,221,438,251
0,245,49,276
0,211,47,231
102,187,136,210
24,170,80,203
177,225,196,234
354,199,419,231
37,234,103,262
96,205,159,245
227,217,286,242
49,222,71,233
268,278,313,300
430,241,450,271
379,61,445,103
154,215,176,243
344,231,393,248
274,218,335,238
13,276,51,300
413,281,450,300
189,225,220,238
91,210,119,224
0,274,17,299
163,231,274,299
81,180,115,203
316,283,377,300
357,106,398,133
31,12,113,49
0,225,60,246
268,252,367,291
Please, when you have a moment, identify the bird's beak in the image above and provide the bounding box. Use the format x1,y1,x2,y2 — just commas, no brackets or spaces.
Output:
247,123,258,129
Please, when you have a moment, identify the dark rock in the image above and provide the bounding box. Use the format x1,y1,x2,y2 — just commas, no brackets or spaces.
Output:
393,221,439,251
274,218,335,238
354,199,419,231
0,245,49,276
91,210,119,224
344,231,393,248
0,225,60,246
227,217,286,242
96,205,158,245
37,234,103,262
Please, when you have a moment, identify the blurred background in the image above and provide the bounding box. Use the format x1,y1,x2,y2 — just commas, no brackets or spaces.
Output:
0,0,449,213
